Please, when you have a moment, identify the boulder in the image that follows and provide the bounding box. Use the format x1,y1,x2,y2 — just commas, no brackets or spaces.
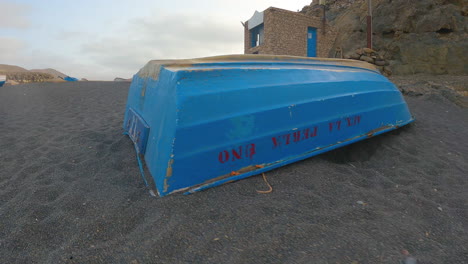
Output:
375,60,386,66
383,67,393,77
363,47,376,54
350,53,361,60
360,55,374,63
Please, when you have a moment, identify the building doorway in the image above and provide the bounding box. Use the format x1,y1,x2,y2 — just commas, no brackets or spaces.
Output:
307,27,317,57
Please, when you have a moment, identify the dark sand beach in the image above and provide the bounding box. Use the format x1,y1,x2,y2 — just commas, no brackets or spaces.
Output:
1,77,467,263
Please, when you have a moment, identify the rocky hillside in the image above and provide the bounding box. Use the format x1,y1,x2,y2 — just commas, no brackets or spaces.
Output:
0,64,29,73
30,68,67,79
4,72,55,84
0,64,67,84
301,0,467,75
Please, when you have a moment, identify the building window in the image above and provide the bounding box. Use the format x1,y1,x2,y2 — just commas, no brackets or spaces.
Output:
250,24,264,47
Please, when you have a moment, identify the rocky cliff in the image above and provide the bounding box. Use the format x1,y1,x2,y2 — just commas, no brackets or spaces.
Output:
301,0,467,75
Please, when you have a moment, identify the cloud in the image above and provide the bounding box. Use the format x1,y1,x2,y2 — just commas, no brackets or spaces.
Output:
55,31,95,41
2,7,249,80
0,37,27,61
79,12,244,79
0,2,31,29
0,37,98,79
0,37,61,68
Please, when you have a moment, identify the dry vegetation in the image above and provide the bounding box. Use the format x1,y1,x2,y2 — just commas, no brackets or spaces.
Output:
0,72,56,84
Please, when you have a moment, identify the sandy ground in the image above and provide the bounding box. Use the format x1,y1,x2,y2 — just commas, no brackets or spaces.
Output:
0,76,467,264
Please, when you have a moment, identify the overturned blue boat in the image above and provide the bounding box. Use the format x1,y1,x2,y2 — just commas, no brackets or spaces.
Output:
63,76,78,82
0,75,6,87
123,55,414,196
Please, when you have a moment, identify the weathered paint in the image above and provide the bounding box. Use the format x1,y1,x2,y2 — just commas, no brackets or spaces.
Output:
123,55,414,196
124,108,150,154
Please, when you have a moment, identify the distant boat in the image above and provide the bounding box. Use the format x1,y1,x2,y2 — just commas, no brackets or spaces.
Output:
123,55,414,196
0,75,6,87
63,76,79,82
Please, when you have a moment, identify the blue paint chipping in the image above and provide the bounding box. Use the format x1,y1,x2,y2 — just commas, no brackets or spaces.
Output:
307,27,317,57
123,55,414,196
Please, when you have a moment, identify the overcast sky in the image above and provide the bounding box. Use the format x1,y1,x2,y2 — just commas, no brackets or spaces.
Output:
1,0,312,80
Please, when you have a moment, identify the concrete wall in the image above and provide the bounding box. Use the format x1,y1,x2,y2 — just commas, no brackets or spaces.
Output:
244,7,337,58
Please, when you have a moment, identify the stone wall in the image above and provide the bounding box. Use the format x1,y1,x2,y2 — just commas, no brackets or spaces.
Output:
244,7,337,58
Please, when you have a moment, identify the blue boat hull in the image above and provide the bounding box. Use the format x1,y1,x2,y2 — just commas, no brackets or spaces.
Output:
64,76,78,82
0,81,5,87
123,55,414,196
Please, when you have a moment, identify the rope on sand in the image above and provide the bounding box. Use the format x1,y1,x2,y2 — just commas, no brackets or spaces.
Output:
257,173,273,194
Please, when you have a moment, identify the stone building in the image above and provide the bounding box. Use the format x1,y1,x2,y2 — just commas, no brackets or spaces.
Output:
244,7,337,58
